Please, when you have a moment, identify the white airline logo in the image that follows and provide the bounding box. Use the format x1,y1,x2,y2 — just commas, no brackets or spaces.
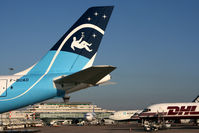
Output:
71,33,92,52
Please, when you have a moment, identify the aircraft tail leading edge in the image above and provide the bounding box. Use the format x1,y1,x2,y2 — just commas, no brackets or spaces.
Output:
192,95,199,103
24,6,114,75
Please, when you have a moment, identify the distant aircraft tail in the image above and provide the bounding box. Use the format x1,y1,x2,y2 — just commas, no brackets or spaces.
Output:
192,95,199,103
16,6,114,75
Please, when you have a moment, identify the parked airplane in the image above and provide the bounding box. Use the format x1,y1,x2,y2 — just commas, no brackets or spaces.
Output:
139,102,199,131
85,112,96,122
84,105,96,122
0,6,115,113
109,110,142,121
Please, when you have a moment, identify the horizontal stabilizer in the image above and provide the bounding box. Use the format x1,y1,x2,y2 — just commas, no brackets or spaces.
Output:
53,65,116,94
54,65,116,85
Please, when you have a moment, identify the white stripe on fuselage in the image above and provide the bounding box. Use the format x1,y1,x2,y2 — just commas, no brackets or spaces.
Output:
82,53,97,70
14,64,36,75
0,24,104,101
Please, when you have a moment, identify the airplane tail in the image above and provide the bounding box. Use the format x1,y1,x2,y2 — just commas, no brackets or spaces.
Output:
192,95,199,103
16,6,114,75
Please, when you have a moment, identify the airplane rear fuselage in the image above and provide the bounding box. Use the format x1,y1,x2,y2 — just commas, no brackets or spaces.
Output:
0,74,65,113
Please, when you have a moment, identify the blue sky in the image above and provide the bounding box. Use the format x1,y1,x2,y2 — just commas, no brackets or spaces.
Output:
0,0,199,110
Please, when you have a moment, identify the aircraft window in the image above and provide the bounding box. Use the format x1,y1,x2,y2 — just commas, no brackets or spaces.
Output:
143,108,151,112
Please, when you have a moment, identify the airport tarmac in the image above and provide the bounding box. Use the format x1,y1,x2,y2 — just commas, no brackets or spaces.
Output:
19,123,199,133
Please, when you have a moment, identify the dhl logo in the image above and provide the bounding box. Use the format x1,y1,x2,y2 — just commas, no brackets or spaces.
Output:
167,106,199,115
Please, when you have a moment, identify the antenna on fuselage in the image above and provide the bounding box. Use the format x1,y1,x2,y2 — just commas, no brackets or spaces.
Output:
8,68,14,75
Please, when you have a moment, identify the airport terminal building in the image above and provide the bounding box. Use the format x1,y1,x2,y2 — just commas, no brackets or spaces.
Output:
1,102,115,127
27,102,115,124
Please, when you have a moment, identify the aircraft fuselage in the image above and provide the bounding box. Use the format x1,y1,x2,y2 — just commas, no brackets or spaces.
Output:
0,74,65,113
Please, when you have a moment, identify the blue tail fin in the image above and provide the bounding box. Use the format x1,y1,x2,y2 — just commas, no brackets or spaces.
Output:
27,6,114,74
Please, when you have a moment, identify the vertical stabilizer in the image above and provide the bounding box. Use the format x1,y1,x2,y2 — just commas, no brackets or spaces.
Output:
26,6,114,75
